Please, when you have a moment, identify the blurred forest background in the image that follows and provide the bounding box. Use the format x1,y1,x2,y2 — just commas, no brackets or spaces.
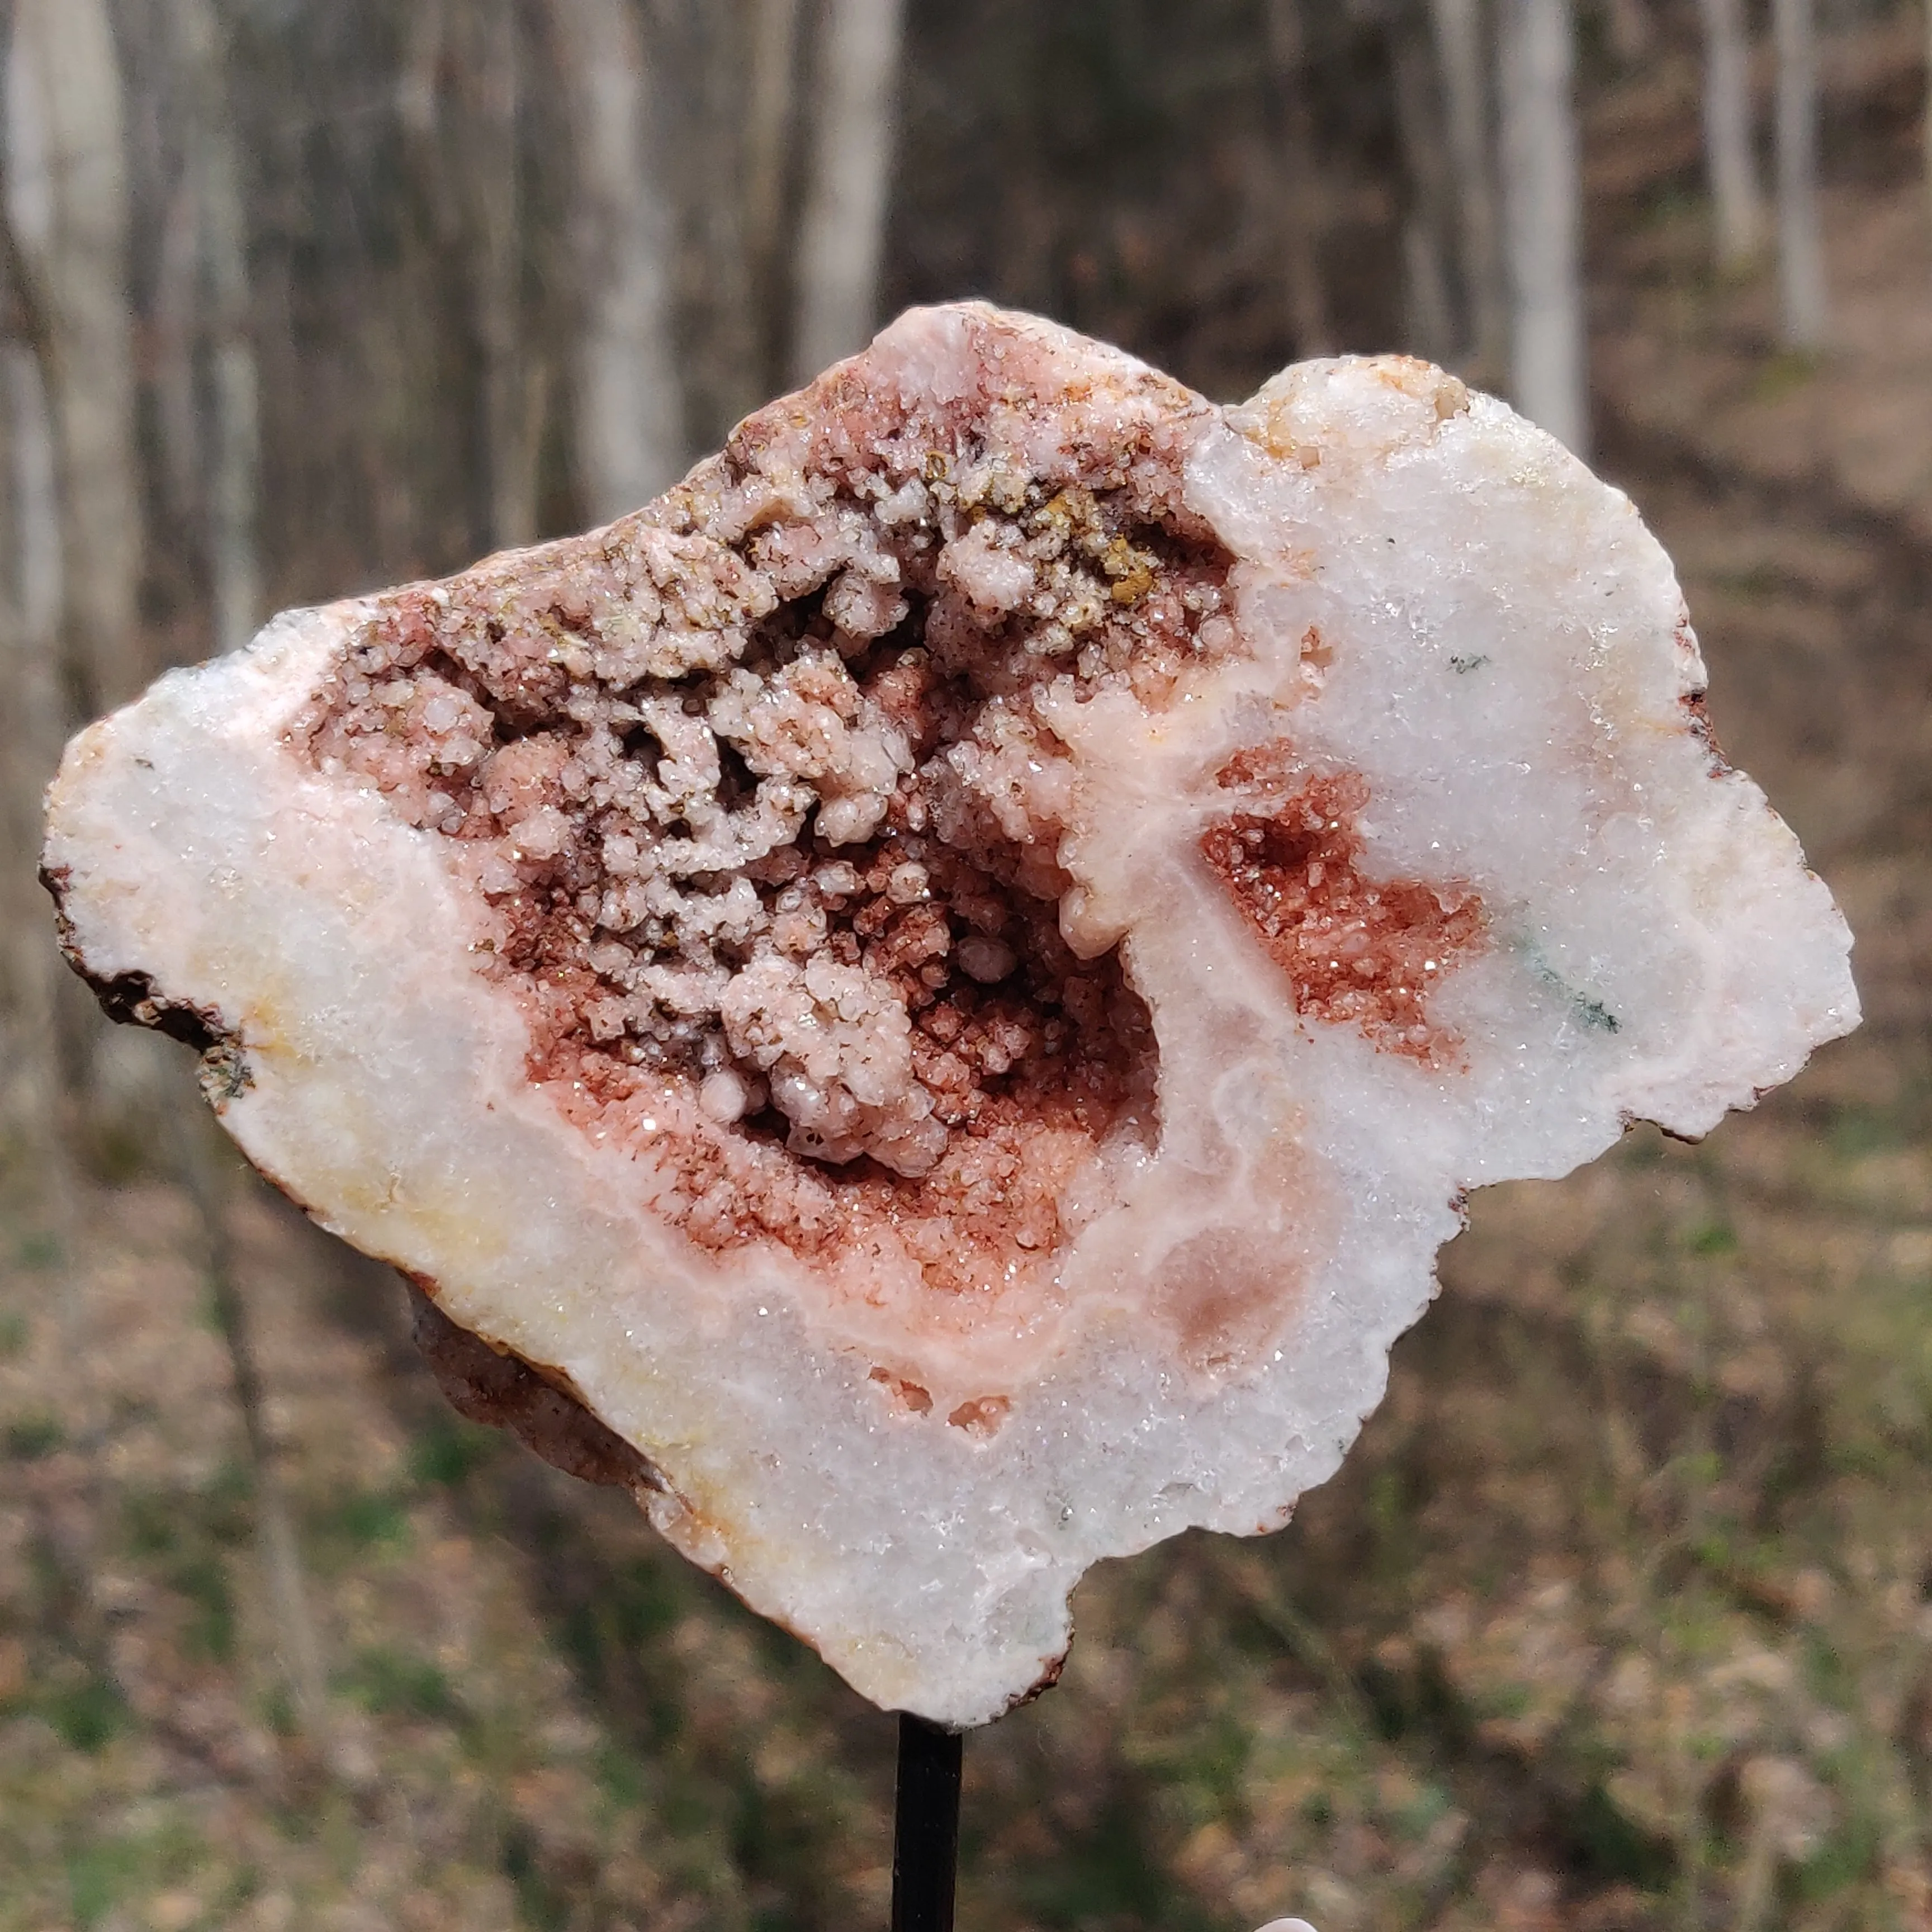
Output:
2,0,1931,1926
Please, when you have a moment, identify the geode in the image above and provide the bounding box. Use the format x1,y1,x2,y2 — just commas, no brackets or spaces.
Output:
43,304,1858,1727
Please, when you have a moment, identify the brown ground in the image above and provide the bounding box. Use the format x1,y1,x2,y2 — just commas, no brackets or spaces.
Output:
7,20,1932,1931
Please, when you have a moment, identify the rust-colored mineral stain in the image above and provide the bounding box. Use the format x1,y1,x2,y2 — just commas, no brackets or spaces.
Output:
1680,690,1732,776
945,1395,1011,1436
868,1367,934,1415
1157,1228,1306,1377
408,1282,662,1495
1201,757,1485,1064
295,308,1223,1320
1152,1126,1330,1377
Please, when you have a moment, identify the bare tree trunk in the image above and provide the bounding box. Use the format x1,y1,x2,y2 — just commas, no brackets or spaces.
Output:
2,117,92,1546
1428,0,1509,384
1773,0,1827,352
547,0,683,521
1697,0,1765,271
1390,16,1463,366
0,322,75,1242
1401,215,1460,367
691,6,762,441
181,1105,344,1772
153,177,202,547
4,0,134,1250
174,0,260,655
1266,0,1333,358
6,0,140,716
744,0,802,395
209,301,261,650
1,326,61,712
456,0,536,550
1499,0,1589,457
790,0,907,382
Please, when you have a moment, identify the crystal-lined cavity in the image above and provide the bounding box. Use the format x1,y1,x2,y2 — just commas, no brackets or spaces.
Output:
44,305,1858,1726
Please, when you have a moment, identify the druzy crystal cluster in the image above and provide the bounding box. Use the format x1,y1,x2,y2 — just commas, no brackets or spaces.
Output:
44,304,1858,1727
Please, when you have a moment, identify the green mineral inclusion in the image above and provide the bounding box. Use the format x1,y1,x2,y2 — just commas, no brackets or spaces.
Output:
1517,936,1621,1035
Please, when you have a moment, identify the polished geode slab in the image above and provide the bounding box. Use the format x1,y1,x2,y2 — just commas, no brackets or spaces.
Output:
44,303,1858,1727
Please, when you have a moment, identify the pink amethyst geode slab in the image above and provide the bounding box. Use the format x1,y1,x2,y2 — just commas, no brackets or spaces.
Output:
44,304,1858,1727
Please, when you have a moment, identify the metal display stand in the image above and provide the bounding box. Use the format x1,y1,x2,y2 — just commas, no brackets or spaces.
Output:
891,1713,963,1932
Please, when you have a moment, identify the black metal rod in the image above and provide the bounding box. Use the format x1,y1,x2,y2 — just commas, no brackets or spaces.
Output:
891,1712,962,1932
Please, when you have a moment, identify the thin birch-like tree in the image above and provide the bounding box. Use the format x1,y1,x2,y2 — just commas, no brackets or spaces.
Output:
1428,0,1509,383
1773,0,1827,351
790,0,907,382
1698,0,1765,271
6,0,140,716
0,199,73,1229
0,0,137,1670
1498,0,1588,456
3,0,137,1257
547,0,683,520
174,0,261,655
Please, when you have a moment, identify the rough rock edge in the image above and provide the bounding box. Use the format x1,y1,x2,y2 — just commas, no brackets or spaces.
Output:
48,846,1072,1719
404,1278,663,1494
43,859,227,1054
46,851,652,1487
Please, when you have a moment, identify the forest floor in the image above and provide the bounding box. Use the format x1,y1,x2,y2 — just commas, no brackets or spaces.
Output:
5,21,1932,1932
